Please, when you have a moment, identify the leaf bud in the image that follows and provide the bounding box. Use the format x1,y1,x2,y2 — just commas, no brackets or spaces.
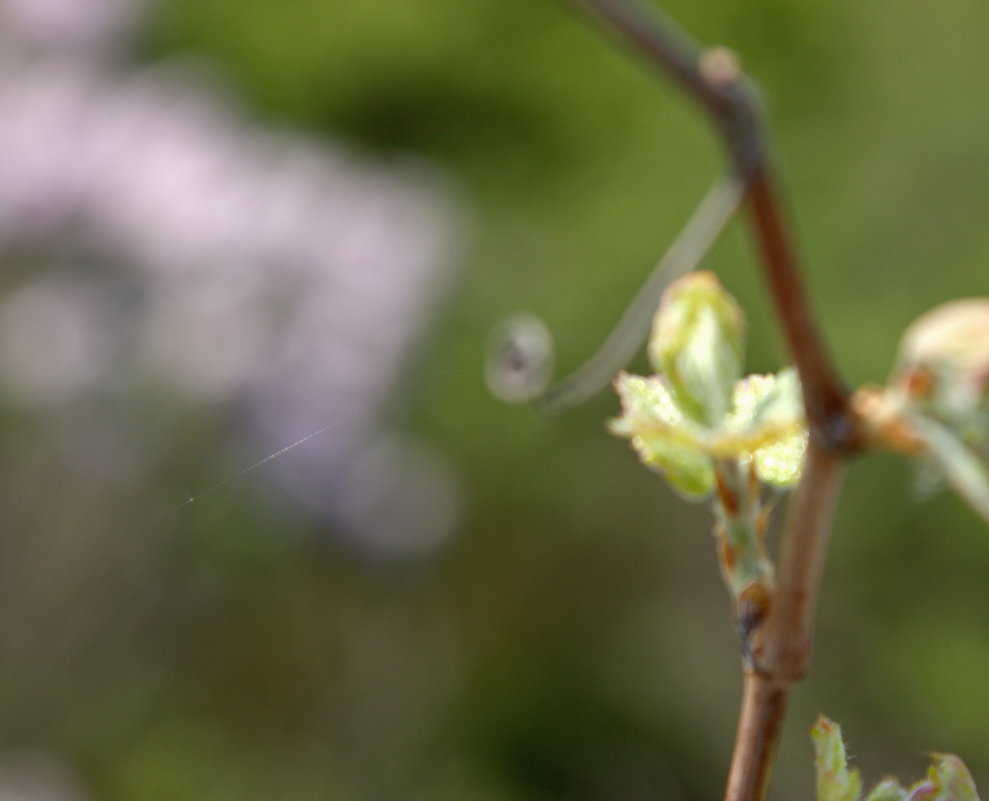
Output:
648,271,745,426
894,298,989,430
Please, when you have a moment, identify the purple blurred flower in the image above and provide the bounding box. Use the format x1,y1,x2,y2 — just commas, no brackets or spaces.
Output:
0,0,145,59
0,750,89,801
0,0,461,554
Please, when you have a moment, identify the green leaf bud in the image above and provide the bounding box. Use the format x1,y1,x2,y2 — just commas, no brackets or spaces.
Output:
812,716,862,801
649,271,745,426
894,298,989,439
608,372,715,498
863,779,909,801
919,753,981,801
727,368,807,488
609,368,807,498
808,717,982,801
870,299,989,522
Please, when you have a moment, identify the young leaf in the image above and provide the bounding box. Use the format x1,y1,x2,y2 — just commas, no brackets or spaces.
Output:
811,716,862,801
863,779,908,801
854,298,989,522
909,754,982,801
809,717,982,801
727,368,806,488
648,271,745,426
609,372,715,498
895,299,989,432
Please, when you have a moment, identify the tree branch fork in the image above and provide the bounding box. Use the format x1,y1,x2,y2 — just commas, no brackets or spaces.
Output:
564,2,861,799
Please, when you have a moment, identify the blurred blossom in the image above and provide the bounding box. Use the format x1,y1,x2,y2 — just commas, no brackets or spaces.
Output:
138,269,273,401
0,275,119,406
0,0,461,554
0,751,88,801
0,0,145,59
281,432,463,557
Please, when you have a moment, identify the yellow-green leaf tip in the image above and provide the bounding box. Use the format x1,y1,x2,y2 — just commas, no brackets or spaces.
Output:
812,716,862,801
649,271,745,426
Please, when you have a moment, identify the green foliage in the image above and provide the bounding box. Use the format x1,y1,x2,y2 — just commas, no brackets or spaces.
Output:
10,1,989,799
609,272,806,500
894,300,989,522
609,271,805,609
857,298,989,522
811,718,862,801
648,270,746,426
811,716,981,801
609,367,806,497
609,371,717,497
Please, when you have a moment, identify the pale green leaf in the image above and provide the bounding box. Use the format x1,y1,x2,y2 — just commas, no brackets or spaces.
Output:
649,271,745,426
730,368,804,432
812,716,862,801
808,718,981,801
909,754,982,801
609,372,714,498
863,779,908,801
895,298,989,435
752,431,807,488
728,369,807,487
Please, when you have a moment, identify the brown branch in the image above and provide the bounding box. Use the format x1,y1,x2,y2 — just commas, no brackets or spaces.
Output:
725,675,789,801
565,0,857,452
759,444,844,683
744,173,854,449
726,443,845,800
560,2,860,800
567,0,765,176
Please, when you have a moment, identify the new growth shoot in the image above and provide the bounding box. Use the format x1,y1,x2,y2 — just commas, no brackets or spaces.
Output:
491,2,989,797
609,271,805,654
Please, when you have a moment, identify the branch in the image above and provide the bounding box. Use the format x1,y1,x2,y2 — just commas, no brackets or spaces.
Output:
726,443,845,800
568,0,764,176
759,444,844,684
560,2,860,800
744,173,853,448
565,0,856,452
725,675,789,801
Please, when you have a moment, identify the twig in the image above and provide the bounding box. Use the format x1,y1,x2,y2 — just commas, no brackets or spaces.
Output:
758,444,844,684
561,1,858,799
726,675,789,801
727,443,845,799
744,173,853,448
567,0,764,177
565,0,856,451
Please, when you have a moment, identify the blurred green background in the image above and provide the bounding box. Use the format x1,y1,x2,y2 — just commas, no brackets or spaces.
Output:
2,0,989,799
